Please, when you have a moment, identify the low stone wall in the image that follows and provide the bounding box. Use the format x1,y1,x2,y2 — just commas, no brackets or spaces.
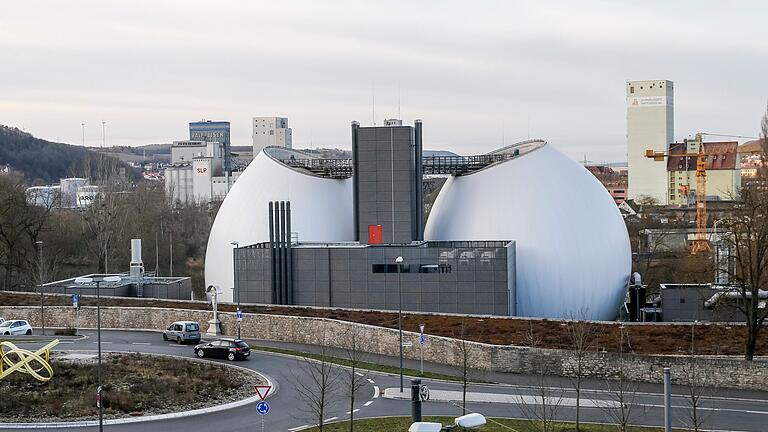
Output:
2,305,766,391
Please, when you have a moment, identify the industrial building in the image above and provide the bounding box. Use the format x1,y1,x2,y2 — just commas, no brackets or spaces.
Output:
26,178,99,209
43,239,193,300
627,80,674,203
164,122,242,203
252,116,292,155
206,120,631,320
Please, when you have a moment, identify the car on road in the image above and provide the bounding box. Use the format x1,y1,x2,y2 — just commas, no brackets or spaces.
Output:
194,339,250,361
163,321,201,344
0,320,32,336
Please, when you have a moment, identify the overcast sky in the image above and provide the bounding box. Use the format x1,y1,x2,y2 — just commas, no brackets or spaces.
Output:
1,1,767,162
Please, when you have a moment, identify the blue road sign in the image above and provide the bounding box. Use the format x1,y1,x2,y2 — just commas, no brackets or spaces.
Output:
256,401,270,415
72,294,80,309
419,334,426,345
236,309,243,321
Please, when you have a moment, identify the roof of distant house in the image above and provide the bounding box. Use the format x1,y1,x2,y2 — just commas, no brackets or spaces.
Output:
667,141,737,171
738,139,766,154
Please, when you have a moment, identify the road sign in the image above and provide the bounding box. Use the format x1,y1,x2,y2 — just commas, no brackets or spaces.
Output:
256,401,270,415
401,341,413,347
254,385,272,401
71,294,80,310
419,323,425,334
236,309,243,322
419,334,426,346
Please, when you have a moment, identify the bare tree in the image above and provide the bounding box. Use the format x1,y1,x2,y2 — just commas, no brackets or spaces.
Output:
564,310,601,432
679,321,713,431
339,324,370,432
292,324,340,431
517,322,564,432
598,326,641,432
715,106,768,361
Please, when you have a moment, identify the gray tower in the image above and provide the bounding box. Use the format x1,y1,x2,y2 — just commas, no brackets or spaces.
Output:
352,120,423,244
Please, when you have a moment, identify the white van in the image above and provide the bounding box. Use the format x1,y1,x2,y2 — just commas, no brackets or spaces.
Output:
162,321,201,344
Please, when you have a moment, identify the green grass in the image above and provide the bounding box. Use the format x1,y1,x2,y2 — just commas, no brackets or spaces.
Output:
250,344,470,383
304,416,670,432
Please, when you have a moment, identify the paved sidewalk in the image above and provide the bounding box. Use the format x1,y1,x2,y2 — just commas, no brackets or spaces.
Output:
383,387,619,408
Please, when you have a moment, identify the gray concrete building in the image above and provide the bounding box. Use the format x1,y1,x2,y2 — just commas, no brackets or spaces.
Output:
235,240,515,315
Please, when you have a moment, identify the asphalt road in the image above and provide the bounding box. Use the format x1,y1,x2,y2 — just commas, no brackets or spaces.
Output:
3,330,768,432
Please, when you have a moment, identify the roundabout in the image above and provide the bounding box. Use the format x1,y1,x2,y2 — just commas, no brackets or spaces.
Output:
0,350,270,426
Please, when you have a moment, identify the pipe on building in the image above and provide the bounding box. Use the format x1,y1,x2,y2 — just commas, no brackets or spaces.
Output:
704,289,768,309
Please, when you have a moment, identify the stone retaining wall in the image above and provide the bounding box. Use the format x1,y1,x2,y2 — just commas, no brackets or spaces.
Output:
2,306,766,391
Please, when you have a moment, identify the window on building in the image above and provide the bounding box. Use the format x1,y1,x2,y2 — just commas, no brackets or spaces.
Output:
372,264,410,273
270,130,274,135
630,86,634,94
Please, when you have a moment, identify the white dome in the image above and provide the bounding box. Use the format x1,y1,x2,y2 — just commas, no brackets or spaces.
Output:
424,142,631,320
205,148,354,302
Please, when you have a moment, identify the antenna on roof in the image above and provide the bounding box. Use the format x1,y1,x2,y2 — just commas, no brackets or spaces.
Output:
397,83,401,120
372,83,376,126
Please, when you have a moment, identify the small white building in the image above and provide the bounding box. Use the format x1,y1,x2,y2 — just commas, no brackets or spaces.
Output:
252,117,292,155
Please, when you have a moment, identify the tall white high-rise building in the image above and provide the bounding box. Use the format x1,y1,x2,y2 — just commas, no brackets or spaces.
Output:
626,80,674,204
252,117,292,155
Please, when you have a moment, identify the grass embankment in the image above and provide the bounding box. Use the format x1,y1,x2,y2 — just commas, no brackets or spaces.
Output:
0,352,261,422
251,344,468,382
305,416,670,432
2,291,763,355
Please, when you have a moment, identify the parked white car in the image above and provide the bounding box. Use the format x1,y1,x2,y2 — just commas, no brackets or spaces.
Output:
0,320,32,336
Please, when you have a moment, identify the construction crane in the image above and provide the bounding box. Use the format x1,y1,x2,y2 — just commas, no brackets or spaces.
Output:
645,132,758,254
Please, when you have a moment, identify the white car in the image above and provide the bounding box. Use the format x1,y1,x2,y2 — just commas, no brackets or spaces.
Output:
0,320,32,336
0,317,4,325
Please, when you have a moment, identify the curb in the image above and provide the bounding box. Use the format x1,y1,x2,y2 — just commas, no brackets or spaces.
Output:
0,350,276,429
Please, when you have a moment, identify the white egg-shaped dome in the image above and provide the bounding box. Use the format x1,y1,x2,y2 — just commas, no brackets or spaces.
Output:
205,147,354,302
424,141,630,320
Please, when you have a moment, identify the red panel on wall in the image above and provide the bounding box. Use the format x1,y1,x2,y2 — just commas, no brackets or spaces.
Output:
368,225,383,244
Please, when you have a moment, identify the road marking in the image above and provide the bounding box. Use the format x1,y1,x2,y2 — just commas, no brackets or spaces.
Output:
167,344,187,347
345,409,360,414
288,425,310,432
131,342,152,345
366,378,374,384
58,341,74,344
363,401,373,407
372,386,379,398
324,417,338,422
355,372,364,377
93,341,112,344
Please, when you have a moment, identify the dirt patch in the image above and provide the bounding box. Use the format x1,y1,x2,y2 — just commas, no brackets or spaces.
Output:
0,351,264,423
2,291,765,356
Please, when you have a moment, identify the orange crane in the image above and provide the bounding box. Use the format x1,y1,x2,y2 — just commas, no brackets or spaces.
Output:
646,132,758,254
646,132,710,253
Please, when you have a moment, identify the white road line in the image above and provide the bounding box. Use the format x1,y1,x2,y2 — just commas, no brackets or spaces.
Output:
345,410,360,414
168,344,187,348
366,378,375,384
287,425,310,432
93,341,112,344
58,341,74,344
131,342,152,345
355,372,364,377
363,401,373,407
324,417,338,422
372,386,379,398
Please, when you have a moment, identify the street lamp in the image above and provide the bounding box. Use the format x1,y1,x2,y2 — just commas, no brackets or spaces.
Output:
230,241,240,339
395,255,404,392
36,241,44,336
74,275,121,432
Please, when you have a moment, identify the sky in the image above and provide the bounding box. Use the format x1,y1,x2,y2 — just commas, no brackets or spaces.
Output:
1,1,767,163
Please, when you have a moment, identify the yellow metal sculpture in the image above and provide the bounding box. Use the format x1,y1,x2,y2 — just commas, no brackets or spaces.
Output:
0,339,60,382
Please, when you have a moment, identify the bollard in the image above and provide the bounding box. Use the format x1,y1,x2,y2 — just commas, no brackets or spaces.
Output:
411,379,422,422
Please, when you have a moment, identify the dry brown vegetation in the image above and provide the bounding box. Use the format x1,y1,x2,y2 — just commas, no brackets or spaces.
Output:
4,291,765,356
0,352,260,422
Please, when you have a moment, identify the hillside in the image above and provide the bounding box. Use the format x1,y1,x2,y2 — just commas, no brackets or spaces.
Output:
0,125,128,184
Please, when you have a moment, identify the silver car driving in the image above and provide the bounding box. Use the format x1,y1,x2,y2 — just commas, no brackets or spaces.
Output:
162,321,201,344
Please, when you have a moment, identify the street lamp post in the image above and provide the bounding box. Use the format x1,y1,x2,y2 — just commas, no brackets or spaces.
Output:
75,275,120,432
395,255,404,393
36,241,44,335
230,241,240,339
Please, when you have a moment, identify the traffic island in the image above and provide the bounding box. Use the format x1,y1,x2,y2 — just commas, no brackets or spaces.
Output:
0,351,268,424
